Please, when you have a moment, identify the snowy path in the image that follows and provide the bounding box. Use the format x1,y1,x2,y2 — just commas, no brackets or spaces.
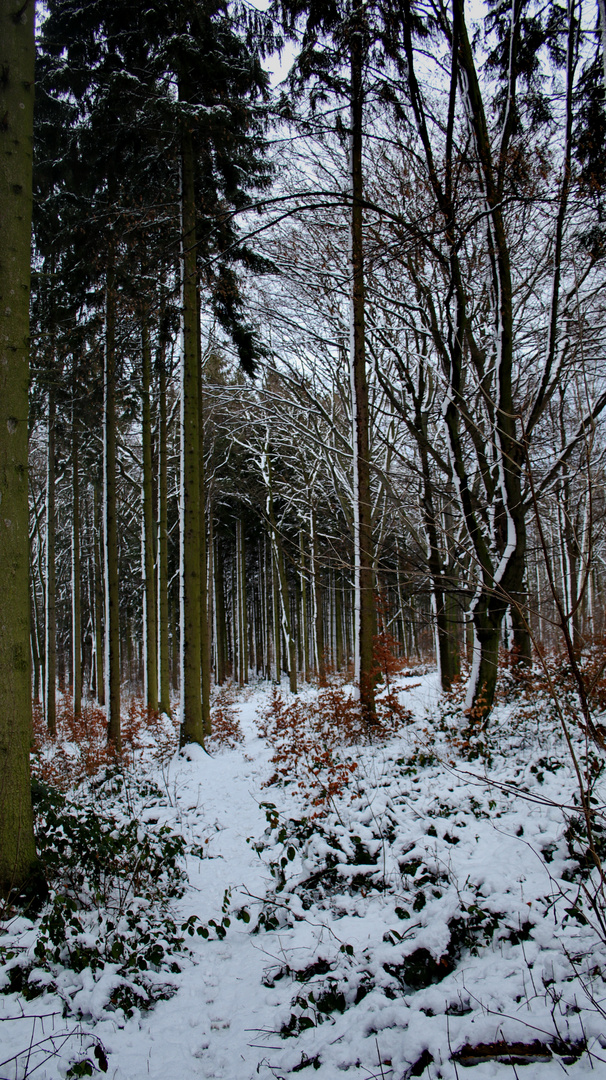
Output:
100,693,281,1080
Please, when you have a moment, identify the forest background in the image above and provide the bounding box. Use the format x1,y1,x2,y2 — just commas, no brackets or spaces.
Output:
1,0,606,906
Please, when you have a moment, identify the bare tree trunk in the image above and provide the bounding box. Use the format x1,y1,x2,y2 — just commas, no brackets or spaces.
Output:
93,480,105,705
0,0,38,895
199,364,211,733
72,399,82,718
299,531,310,682
157,347,171,716
45,391,57,734
214,531,227,685
310,506,326,685
179,117,203,746
349,24,376,718
104,251,121,749
141,319,158,710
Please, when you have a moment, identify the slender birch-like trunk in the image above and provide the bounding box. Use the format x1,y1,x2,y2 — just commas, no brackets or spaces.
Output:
262,447,296,693
299,531,310,682
236,519,249,685
310,506,326,685
349,23,376,718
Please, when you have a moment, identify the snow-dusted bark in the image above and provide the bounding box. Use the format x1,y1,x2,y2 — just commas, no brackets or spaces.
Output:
261,438,297,693
348,26,376,717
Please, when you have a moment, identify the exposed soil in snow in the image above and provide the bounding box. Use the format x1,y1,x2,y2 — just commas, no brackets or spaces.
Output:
2,674,606,1080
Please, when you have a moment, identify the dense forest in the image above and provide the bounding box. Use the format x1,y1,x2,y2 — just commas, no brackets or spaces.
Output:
2,0,606,1076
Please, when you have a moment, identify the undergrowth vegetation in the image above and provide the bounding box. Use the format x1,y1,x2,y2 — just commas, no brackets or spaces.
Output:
5,658,606,1077
258,683,412,815
1,771,199,1022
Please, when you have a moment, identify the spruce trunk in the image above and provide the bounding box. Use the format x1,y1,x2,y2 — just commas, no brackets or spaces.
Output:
93,480,105,705
179,120,203,746
104,253,121,748
157,352,171,715
45,391,56,733
71,402,82,717
198,362,211,733
0,0,38,896
141,320,158,711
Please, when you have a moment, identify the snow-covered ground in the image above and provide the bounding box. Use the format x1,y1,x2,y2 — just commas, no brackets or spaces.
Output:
2,673,606,1080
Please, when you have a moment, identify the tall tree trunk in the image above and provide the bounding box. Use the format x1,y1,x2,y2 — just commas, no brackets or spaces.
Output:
104,250,121,749
0,0,38,895
198,360,211,733
236,519,249,685
214,532,227,685
45,391,56,734
141,319,158,711
310,506,326,685
262,446,296,693
299,531,310,682
72,400,82,718
179,118,203,745
157,349,171,716
93,480,105,705
262,534,271,680
349,24,376,719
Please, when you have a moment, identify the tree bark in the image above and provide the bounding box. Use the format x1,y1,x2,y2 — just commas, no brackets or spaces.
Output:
214,531,227,685
45,391,56,734
104,250,121,749
157,347,171,715
179,118,204,746
0,0,38,896
310,506,326,685
71,397,82,718
141,319,158,711
299,531,310,682
349,24,376,719
198,357,211,732
93,480,105,705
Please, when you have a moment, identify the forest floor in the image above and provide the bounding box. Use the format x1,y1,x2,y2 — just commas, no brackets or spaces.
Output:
2,669,606,1080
